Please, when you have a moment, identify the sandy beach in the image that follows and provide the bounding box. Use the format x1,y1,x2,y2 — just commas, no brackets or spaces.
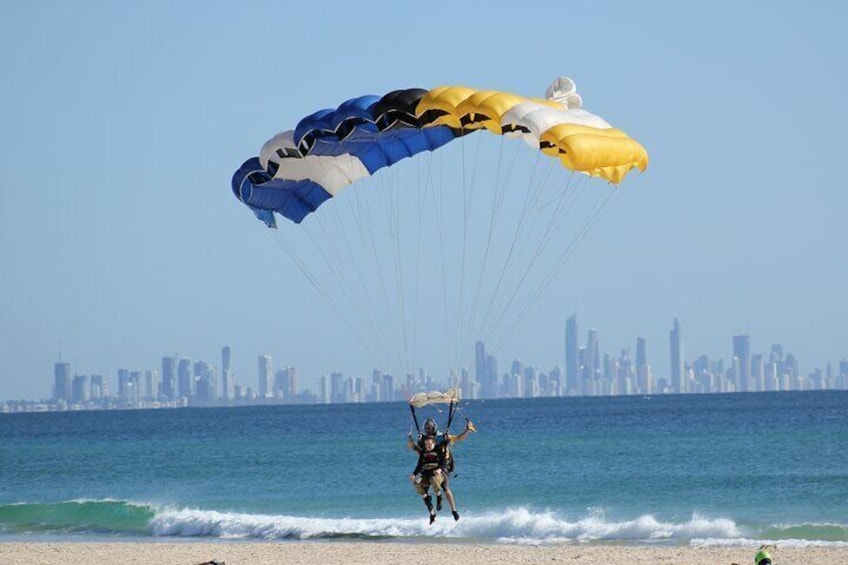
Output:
0,542,845,565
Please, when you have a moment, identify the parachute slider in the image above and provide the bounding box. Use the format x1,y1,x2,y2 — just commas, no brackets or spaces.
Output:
409,388,461,408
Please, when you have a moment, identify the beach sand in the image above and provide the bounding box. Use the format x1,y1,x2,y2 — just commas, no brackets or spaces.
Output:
0,542,845,565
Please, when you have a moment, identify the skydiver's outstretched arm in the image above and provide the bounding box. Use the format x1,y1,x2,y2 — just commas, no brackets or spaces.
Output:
449,420,477,443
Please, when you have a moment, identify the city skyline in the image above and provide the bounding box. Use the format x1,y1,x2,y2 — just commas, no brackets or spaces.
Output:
4,315,846,411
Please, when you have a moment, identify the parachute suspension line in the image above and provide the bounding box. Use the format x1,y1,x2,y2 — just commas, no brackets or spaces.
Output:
478,155,574,346
410,152,438,375
303,214,377,345
491,183,624,353
388,154,412,375
431,149,458,374
462,134,516,369
478,155,580,351
346,181,396,361
307,205,395,367
328,185,404,374
454,130,485,372
410,404,421,434
446,400,456,435
329,194,402,366
481,172,585,347
409,156,425,374
474,151,550,346
363,171,412,373
267,229,383,364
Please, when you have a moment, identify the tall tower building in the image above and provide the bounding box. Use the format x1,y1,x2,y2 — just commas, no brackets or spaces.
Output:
669,317,684,393
161,356,176,400
586,328,600,382
194,361,216,403
330,371,344,403
274,366,297,399
636,337,647,371
144,370,159,400
53,361,71,402
222,346,233,402
565,314,579,395
117,368,131,404
476,341,499,399
475,342,488,397
71,374,89,403
732,334,752,392
258,355,272,398
178,358,193,399
320,374,330,404
635,336,649,394
751,353,764,392
90,374,106,400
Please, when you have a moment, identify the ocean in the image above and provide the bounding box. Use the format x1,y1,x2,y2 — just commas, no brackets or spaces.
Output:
1,391,846,546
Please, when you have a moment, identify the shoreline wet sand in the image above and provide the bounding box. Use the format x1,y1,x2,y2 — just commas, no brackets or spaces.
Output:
1,541,846,565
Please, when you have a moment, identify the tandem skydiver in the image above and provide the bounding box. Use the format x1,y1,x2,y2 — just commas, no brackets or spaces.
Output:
409,434,447,524
408,417,476,522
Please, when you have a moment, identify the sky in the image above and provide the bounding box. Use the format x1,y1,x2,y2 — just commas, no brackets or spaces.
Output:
1,1,846,400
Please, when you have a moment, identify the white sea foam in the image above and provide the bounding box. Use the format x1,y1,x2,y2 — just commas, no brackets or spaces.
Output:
149,506,744,543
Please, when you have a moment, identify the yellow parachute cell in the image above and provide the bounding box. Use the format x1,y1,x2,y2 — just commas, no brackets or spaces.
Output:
414,80,648,185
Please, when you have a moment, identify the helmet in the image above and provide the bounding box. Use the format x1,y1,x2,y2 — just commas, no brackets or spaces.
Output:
755,549,771,565
423,418,437,434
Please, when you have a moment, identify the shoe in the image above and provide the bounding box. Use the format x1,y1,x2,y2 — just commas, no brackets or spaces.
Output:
436,495,443,511
452,510,460,521
429,512,436,525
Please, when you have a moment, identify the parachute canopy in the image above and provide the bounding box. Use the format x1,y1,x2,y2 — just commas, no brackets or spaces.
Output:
231,78,648,378
409,388,461,409
232,78,648,227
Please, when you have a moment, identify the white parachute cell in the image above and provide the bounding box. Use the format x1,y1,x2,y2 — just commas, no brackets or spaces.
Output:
260,130,371,196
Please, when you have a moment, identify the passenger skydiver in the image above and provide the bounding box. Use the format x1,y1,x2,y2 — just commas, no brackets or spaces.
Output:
407,416,476,521
409,434,446,524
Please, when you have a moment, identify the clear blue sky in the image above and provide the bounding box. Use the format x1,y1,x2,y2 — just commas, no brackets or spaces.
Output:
2,1,846,400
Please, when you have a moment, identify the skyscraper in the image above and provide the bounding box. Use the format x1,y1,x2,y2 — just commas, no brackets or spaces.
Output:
117,368,131,404
732,334,751,392
476,341,498,399
53,361,71,402
90,374,106,400
585,328,600,384
565,314,579,395
669,317,684,393
636,337,647,371
178,358,193,399
71,374,88,403
258,355,272,398
144,370,159,401
475,342,487,397
751,353,763,392
635,336,650,394
161,356,176,400
222,346,233,402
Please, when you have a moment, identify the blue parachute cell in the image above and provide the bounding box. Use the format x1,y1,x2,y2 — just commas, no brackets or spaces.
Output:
294,95,457,173
231,157,331,226
235,89,462,226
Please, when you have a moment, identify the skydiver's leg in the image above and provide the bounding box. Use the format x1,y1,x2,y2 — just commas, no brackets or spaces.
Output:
443,487,458,516
441,474,460,520
416,475,436,524
413,475,428,497
431,469,444,511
